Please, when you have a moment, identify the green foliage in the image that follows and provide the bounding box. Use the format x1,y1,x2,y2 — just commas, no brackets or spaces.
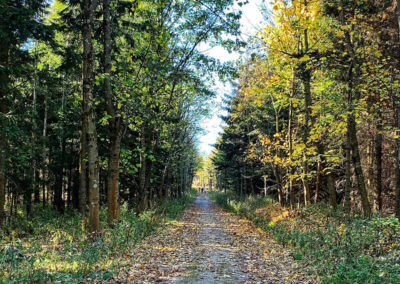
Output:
0,190,196,282
210,191,400,284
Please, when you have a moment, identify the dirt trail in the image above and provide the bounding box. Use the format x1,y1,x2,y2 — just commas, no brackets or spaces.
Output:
113,194,317,283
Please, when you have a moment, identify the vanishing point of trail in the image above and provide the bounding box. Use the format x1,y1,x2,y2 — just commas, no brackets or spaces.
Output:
112,195,318,283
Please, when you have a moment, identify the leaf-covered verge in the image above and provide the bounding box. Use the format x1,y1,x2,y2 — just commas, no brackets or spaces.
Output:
0,190,197,283
209,191,400,284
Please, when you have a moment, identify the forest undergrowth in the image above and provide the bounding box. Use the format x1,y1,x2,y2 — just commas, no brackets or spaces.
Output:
209,191,400,284
0,190,197,283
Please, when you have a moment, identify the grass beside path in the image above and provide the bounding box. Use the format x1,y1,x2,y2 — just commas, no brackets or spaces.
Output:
0,190,197,283
209,190,400,284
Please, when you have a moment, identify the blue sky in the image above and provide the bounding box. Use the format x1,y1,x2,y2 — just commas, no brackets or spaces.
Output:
197,0,265,156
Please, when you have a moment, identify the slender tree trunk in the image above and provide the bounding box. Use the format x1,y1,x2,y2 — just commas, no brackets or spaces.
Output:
107,129,122,224
67,143,73,209
42,92,48,209
82,0,100,233
0,39,9,226
274,109,284,206
54,138,65,213
103,0,122,225
396,105,400,217
159,159,170,200
138,129,147,213
300,6,312,205
327,173,337,209
301,66,312,206
395,0,400,217
348,112,371,216
344,138,352,214
375,107,383,211
79,111,87,217
54,87,66,213
289,70,295,209
31,44,39,205
314,144,323,203
342,7,371,217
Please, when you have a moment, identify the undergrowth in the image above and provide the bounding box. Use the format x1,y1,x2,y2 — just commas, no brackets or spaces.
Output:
0,189,197,283
209,190,400,284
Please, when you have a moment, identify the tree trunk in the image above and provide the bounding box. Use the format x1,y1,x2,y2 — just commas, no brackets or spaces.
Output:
107,128,122,224
375,108,383,211
314,144,323,203
82,0,100,233
79,110,87,218
301,66,312,206
0,38,9,226
342,8,371,217
138,130,147,213
31,45,39,205
159,159,170,200
395,0,400,217
54,137,65,213
54,79,67,213
289,69,295,209
42,91,48,209
103,0,123,225
348,112,371,216
344,138,352,214
327,173,337,209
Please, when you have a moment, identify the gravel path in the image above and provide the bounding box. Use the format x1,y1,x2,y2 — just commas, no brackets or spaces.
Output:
112,194,318,283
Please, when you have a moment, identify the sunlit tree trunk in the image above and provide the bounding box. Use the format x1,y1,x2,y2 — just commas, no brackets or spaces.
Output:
82,0,100,233
300,18,312,205
288,69,295,209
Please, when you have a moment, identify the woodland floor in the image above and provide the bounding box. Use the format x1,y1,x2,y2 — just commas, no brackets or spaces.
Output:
111,194,318,283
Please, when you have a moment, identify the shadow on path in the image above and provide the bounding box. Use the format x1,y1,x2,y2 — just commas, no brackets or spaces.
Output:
112,194,318,283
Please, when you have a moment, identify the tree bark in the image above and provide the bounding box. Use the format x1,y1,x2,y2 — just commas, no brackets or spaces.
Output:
375,107,383,211
0,35,9,226
347,111,371,216
301,65,312,206
344,137,352,214
342,5,371,217
288,69,295,209
54,88,66,214
82,0,100,233
327,172,337,209
103,0,122,225
395,0,400,217
41,90,48,209
79,110,87,218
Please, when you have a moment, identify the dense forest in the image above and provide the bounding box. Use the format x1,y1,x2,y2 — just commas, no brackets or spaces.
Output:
0,0,242,230
3,0,400,282
214,0,400,217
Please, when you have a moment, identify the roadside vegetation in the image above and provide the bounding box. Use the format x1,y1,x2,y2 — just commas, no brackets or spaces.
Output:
210,191,400,284
0,190,197,283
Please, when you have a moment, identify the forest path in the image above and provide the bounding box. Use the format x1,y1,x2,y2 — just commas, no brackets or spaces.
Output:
112,194,317,283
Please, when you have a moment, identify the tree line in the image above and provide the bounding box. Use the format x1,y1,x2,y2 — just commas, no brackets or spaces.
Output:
214,0,400,217
0,0,243,232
